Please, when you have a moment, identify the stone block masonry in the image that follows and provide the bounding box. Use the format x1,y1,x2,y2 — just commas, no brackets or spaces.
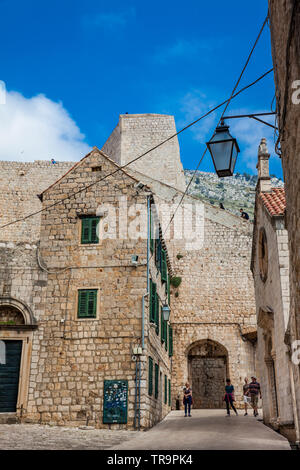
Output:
101,114,186,191
0,113,258,429
0,160,74,242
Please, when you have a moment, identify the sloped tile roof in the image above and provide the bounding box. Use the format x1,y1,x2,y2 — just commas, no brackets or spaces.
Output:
260,187,286,216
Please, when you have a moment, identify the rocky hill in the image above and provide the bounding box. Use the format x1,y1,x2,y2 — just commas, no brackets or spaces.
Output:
184,170,284,220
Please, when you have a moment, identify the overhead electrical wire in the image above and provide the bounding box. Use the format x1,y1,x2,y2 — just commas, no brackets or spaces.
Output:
0,67,273,232
159,14,270,240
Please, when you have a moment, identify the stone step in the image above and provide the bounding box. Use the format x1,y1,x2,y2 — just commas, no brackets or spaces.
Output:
0,413,18,424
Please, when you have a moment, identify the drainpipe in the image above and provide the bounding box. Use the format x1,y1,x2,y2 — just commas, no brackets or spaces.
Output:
141,195,150,350
136,196,150,430
134,359,138,430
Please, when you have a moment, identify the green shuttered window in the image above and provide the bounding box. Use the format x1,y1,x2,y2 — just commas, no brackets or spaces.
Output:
155,292,159,335
77,289,98,318
150,280,156,323
81,217,100,244
150,280,159,335
148,357,153,396
168,325,173,357
155,363,159,399
150,207,154,253
164,375,167,404
168,379,171,407
161,308,168,350
161,249,167,283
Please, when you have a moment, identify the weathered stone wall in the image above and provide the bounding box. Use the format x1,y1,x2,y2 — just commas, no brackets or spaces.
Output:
0,114,258,428
22,149,172,428
0,160,74,242
169,209,257,410
101,114,186,191
252,198,294,437
268,0,300,433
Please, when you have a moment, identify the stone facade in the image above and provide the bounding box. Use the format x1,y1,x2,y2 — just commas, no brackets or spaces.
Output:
101,114,186,191
0,114,257,428
268,0,300,442
0,160,73,242
251,138,299,443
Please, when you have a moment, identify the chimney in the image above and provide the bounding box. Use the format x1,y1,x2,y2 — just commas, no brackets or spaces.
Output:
256,138,272,193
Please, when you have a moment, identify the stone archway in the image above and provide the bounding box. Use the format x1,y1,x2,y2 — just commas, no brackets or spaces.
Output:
187,339,228,409
0,298,37,417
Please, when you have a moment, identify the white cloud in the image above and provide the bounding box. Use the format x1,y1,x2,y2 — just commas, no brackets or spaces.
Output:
178,89,219,143
0,91,91,162
178,89,277,172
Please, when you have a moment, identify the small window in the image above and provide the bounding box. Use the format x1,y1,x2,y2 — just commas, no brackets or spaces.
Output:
81,217,100,244
259,228,268,282
77,289,98,318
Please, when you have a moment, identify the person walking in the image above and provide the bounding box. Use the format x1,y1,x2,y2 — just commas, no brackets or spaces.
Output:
243,377,250,416
183,382,193,417
224,378,238,416
249,376,262,417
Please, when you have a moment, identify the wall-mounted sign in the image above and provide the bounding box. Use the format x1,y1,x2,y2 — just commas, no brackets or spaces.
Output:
103,380,128,424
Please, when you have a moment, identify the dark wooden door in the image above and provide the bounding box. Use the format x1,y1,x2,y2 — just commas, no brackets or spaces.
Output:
0,340,22,412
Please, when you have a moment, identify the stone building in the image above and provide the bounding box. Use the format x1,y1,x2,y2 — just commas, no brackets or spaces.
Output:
268,0,300,441
251,138,299,443
0,114,257,428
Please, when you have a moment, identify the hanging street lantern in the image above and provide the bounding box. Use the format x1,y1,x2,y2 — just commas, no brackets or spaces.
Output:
162,304,171,322
206,119,240,177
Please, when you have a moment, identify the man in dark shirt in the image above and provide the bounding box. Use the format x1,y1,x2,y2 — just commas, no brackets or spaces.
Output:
240,208,249,220
249,376,262,417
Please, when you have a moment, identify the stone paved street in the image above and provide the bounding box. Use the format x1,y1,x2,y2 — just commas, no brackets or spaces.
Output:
0,424,139,450
112,410,291,451
0,410,291,450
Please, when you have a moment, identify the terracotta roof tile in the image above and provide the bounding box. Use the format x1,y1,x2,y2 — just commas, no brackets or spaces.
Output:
260,187,286,216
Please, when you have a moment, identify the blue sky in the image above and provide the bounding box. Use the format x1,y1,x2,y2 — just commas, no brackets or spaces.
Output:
0,0,282,177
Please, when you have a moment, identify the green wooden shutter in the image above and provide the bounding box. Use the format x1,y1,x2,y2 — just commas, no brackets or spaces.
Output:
161,308,164,343
148,357,153,396
150,208,154,253
164,375,167,404
81,218,91,244
78,289,97,318
165,321,168,351
168,379,171,406
161,249,167,282
154,363,159,399
155,292,159,335
155,240,162,270
87,290,97,317
91,218,99,243
167,275,170,306
81,217,99,244
168,325,173,357
150,280,156,323
78,290,88,317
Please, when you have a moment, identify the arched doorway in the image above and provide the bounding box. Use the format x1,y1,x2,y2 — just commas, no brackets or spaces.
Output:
0,299,36,415
188,339,228,408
